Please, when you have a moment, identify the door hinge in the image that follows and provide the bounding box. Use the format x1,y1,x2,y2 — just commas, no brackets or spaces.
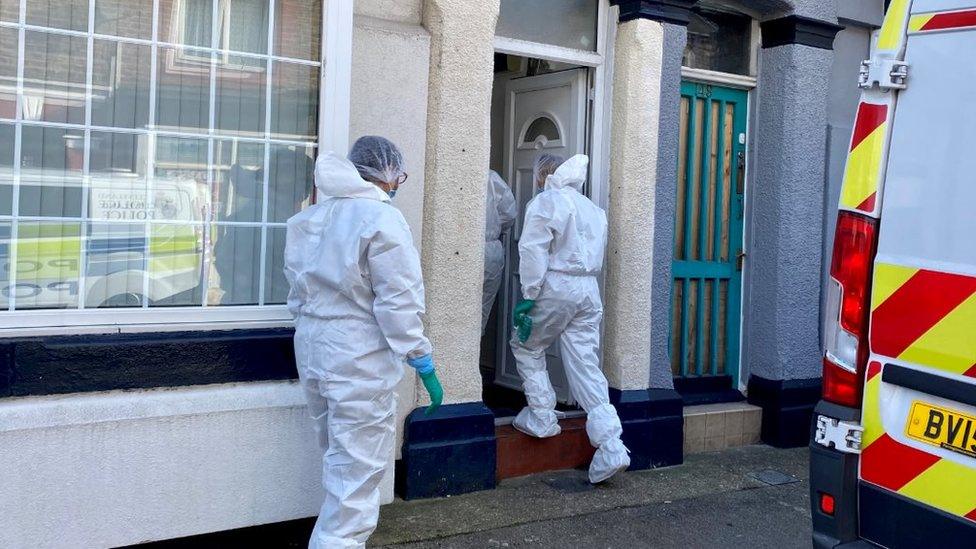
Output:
858,58,909,90
736,249,746,271
814,415,864,454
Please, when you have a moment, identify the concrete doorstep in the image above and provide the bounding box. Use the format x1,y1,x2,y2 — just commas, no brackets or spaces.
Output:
371,445,811,548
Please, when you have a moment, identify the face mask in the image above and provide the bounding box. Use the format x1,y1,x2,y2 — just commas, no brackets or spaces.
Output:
387,189,397,199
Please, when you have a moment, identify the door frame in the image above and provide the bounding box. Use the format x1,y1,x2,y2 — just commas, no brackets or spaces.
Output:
677,69,754,392
489,1,616,397
492,0,614,212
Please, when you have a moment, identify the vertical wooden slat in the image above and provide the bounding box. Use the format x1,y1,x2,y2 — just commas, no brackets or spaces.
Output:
710,276,721,375
694,277,705,376
671,279,682,375
685,98,703,261
718,279,729,375
686,278,698,375
702,278,713,375
709,101,726,376
693,98,709,261
704,100,719,261
679,278,690,376
720,102,734,262
675,96,689,260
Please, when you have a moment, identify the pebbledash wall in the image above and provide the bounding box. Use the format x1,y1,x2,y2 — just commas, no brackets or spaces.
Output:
0,0,886,546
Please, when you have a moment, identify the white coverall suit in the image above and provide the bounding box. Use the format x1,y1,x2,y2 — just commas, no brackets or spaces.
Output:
482,170,517,332
510,154,630,484
284,152,431,548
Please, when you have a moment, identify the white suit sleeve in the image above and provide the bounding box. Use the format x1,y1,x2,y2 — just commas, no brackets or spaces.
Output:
497,182,517,234
367,208,433,358
518,194,561,300
283,222,304,318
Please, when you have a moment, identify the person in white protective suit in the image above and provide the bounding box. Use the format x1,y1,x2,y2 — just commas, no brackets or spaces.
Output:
509,153,631,484
482,170,517,332
284,136,443,549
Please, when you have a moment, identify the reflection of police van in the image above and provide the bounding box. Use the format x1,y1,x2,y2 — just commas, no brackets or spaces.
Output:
4,174,204,308
811,1,976,547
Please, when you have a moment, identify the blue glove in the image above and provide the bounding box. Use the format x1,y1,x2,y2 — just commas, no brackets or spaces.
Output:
408,354,443,415
407,353,435,375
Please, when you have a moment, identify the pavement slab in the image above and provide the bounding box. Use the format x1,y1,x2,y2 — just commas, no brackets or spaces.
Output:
371,445,810,548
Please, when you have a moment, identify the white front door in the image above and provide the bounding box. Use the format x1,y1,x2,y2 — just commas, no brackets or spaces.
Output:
494,68,588,403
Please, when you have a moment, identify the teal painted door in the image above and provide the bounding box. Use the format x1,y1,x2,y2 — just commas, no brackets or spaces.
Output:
671,82,747,384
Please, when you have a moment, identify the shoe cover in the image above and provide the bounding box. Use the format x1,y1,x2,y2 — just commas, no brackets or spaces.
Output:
589,438,630,484
512,406,561,438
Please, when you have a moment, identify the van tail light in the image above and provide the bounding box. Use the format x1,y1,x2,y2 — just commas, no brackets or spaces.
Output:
823,211,878,407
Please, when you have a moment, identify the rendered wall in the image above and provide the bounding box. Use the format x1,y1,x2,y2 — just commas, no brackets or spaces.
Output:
604,18,664,391
419,0,500,404
0,382,323,548
742,43,833,382
647,22,687,390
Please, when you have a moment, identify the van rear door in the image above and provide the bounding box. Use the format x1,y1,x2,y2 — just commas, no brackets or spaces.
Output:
859,0,976,544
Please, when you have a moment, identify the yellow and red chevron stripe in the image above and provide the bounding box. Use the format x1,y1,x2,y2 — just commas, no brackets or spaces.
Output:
871,263,976,378
910,8,976,33
878,0,912,52
860,362,976,522
839,102,889,214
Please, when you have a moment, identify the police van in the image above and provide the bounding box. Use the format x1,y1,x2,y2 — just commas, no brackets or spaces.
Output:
811,0,976,547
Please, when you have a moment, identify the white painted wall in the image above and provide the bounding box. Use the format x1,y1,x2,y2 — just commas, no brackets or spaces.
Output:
0,382,323,548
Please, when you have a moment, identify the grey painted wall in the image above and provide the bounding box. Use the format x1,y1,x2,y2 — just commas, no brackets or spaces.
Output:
742,43,834,382
649,22,688,390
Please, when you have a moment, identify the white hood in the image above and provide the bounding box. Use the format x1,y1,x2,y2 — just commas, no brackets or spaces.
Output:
314,151,390,202
544,154,588,192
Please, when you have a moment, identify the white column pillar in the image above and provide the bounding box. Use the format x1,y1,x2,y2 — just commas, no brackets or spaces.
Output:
603,17,666,391
419,0,500,405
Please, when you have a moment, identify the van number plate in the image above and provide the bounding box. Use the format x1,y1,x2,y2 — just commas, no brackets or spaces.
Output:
906,401,976,459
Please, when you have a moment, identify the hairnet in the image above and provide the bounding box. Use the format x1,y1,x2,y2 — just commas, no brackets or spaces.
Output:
348,135,406,185
533,154,564,186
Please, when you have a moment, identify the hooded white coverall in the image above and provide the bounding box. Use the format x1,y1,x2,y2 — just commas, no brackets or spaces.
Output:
509,154,630,484
284,152,431,548
483,170,517,332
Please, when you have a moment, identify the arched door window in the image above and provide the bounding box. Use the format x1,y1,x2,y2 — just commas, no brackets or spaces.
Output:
519,114,563,149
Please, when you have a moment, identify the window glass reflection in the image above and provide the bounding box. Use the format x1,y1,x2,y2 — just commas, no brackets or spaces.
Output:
23,31,88,125
89,131,149,222
264,226,288,304
148,223,204,306
213,139,264,223
19,125,84,218
92,39,153,129
219,0,268,55
156,46,212,133
271,61,318,141
0,27,17,119
12,221,82,309
86,222,148,308
0,123,13,216
274,0,321,60
159,0,213,48
27,0,89,32
95,0,154,40
210,224,261,305
267,144,314,223
215,55,267,137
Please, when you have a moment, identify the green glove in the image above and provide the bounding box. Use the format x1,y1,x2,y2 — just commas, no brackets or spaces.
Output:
419,370,443,416
517,315,533,343
513,299,536,317
513,299,536,343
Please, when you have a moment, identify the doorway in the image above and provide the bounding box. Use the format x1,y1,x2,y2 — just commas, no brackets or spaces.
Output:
670,81,748,397
481,54,592,413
